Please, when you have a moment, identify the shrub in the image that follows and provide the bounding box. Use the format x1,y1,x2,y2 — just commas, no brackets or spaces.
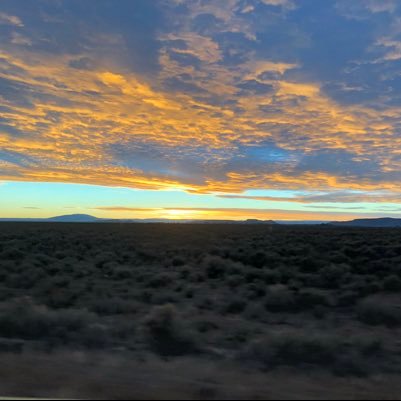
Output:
147,273,173,289
383,275,401,292
349,277,382,297
246,282,267,299
203,256,227,279
264,285,297,312
151,292,179,305
195,296,215,311
245,268,265,284
227,275,244,289
94,252,116,269
17,266,46,288
223,298,247,314
240,331,378,376
194,319,219,334
89,298,138,316
263,269,280,285
313,305,327,320
357,298,401,327
172,257,185,267
179,266,191,279
297,289,331,309
1,248,24,261
299,256,322,273
184,287,195,299
0,299,96,343
319,264,351,289
143,304,198,356
241,332,339,369
79,323,110,349
112,267,133,280
33,253,54,267
337,291,360,307
227,261,245,276
244,303,266,321
249,251,268,268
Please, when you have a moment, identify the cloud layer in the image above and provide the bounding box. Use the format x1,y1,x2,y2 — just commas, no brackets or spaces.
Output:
1,0,401,210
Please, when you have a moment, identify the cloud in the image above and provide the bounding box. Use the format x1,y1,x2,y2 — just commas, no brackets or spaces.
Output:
365,0,397,14
160,33,222,64
10,32,32,46
1,0,401,210
1,42,400,195
95,207,161,212
219,190,401,204
374,38,401,62
261,0,295,10
0,12,23,27
336,0,398,19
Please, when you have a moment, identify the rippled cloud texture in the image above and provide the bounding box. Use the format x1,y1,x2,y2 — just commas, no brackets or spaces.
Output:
1,0,401,218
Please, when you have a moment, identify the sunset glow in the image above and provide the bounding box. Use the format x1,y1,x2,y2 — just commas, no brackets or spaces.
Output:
1,0,401,220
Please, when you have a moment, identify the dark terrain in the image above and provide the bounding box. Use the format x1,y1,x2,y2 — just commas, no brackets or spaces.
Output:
0,223,401,399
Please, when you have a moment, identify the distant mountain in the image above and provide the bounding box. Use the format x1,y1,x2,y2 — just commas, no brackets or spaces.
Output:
244,219,278,225
2,215,401,227
276,220,328,225
48,214,101,223
0,215,279,224
330,218,401,228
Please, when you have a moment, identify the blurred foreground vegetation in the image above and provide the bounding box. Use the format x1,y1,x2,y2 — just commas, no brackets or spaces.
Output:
0,223,401,398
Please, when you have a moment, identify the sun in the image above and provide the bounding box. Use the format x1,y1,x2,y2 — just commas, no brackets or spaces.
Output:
163,209,202,219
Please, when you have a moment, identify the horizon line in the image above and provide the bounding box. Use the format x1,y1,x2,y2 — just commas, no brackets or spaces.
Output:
1,214,401,223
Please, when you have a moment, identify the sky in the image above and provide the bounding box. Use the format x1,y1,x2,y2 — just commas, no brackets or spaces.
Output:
1,0,401,221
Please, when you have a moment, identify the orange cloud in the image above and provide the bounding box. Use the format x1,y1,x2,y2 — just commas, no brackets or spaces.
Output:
1,12,401,201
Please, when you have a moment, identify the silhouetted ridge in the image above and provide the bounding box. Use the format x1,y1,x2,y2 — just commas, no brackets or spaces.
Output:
330,218,401,228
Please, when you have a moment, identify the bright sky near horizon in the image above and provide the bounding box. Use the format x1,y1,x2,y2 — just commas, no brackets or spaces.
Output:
1,0,401,220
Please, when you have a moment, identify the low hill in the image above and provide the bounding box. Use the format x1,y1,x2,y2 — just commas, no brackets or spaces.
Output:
330,218,401,228
48,214,101,223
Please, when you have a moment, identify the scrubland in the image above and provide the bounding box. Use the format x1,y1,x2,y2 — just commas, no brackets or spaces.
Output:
0,223,401,399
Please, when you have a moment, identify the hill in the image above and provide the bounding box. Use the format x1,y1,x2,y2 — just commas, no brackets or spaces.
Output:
330,218,401,228
48,214,101,223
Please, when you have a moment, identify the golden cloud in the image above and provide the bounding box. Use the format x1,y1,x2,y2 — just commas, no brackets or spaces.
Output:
0,14,401,201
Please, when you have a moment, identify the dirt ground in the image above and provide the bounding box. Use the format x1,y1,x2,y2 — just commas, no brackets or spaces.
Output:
0,351,401,400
